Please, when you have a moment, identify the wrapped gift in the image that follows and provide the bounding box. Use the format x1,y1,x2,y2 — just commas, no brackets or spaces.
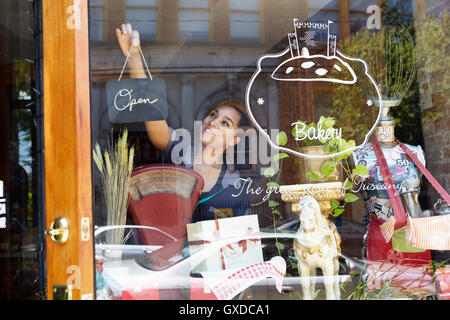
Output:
187,215,263,273
436,267,450,300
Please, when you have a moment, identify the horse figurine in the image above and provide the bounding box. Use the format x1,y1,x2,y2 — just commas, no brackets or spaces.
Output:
294,196,342,300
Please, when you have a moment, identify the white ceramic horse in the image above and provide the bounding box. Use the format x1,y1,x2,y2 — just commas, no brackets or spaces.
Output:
294,196,341,300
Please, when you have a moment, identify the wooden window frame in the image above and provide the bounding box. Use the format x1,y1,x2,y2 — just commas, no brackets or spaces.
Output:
42,0,94,300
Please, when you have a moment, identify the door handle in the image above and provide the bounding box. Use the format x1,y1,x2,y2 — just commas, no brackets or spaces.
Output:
46,217,70,244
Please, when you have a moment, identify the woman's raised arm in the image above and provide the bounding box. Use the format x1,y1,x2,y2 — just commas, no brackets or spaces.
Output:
116,24,171,151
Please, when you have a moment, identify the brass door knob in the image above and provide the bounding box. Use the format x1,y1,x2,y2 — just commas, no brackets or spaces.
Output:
46,217,69,244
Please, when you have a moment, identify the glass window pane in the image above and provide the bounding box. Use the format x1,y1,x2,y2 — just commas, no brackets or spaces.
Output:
87,0,449,302
309,0,338,9
90,0,104,5
307,10,339,42
126,8,157,40
230,12,260,42
90,6,103,20
350,0,377,11
349,13,369,34
230,0,259,11
389,0,415,14
90,7,103,41
127,0,157,6
0,1,43,299
179,0,210,9
179,9,210,41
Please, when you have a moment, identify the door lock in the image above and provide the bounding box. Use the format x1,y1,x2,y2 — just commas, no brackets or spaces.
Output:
46,217,70,244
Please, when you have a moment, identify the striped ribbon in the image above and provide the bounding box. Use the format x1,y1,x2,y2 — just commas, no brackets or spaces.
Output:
371,138,408,230
373,137,450,245
395,138,450,204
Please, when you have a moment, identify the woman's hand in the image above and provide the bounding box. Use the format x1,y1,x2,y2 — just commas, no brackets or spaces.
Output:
116,23,141,57
115,23,146,78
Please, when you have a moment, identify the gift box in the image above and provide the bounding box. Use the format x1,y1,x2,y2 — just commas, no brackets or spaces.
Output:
186,215,264,274
436,267,450,300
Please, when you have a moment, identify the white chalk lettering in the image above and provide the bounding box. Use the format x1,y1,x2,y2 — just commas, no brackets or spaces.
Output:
292,119,342,143
114,88,158,112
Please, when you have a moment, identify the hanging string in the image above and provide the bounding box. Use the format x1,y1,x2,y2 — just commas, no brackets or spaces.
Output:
118,45,153,82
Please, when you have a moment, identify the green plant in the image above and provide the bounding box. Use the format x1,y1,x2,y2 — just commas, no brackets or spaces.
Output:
291,117,369,217
340,271,413,300
93,128,135,245
415,16,449,133
252,131,289,254
291,116,338,148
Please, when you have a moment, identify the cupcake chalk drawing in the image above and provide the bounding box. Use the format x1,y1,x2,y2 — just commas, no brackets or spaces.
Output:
245,19,383,159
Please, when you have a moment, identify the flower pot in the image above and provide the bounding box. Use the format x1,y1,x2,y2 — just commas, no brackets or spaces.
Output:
296,146,343,184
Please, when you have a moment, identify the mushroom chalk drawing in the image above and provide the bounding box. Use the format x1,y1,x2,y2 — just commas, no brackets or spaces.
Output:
245,18,383,159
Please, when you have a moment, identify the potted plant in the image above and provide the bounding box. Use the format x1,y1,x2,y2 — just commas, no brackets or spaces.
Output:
291,116,369,217
291,116,345,184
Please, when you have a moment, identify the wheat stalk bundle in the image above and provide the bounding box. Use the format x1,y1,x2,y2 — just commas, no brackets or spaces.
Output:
93,128,135,245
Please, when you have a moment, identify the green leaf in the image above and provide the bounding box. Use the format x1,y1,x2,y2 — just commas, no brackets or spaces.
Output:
336,139,356,160
352,164,369,178
330,200,340,209
277,131,288,146
272,208,281,217
291,121,301,137
332,208,345,217
343,180,353,190
273,152,289,161
320,161,337,178
275,241,285,250
269,200,279,208
264,167,275,178
267,182,280,189
344,193,359,203
307,171,319,182
320,116,336,129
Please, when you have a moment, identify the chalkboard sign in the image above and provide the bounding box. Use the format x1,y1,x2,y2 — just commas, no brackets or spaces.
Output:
106,77,168,123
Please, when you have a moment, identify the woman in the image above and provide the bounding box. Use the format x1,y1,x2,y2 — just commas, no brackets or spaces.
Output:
116,24,250,222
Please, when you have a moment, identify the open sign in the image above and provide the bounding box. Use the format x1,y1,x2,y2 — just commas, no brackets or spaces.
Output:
106,77,168,123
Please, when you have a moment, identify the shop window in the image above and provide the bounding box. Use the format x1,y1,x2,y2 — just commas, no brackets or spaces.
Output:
308,0,339,43
350,0,377,11
178,0,210,42
229,0,260,42
126,0,158,41
90,0,104,41
87,0,450,302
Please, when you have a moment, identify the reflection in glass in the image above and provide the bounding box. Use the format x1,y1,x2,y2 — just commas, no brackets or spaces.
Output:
126,8,157,41
88,0,448,301
0,0,43,299
178,9,210,42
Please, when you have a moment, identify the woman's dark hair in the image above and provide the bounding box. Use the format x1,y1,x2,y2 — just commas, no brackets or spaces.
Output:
233,106,250,128
211,102,250,128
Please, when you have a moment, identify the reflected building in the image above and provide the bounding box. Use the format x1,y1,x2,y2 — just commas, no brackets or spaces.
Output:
88,0,439,227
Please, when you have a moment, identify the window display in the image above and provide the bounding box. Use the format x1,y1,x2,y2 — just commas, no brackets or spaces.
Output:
88,0,449,301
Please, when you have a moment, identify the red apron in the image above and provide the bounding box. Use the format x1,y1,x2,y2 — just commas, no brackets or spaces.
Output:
367,215,431,267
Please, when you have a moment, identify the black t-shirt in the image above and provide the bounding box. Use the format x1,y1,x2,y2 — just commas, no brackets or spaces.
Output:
162,132,250,222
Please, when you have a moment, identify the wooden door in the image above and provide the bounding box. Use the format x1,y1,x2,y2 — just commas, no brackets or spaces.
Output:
42,0,94,300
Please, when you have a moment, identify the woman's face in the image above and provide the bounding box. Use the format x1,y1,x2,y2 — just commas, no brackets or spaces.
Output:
201,106,241,149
